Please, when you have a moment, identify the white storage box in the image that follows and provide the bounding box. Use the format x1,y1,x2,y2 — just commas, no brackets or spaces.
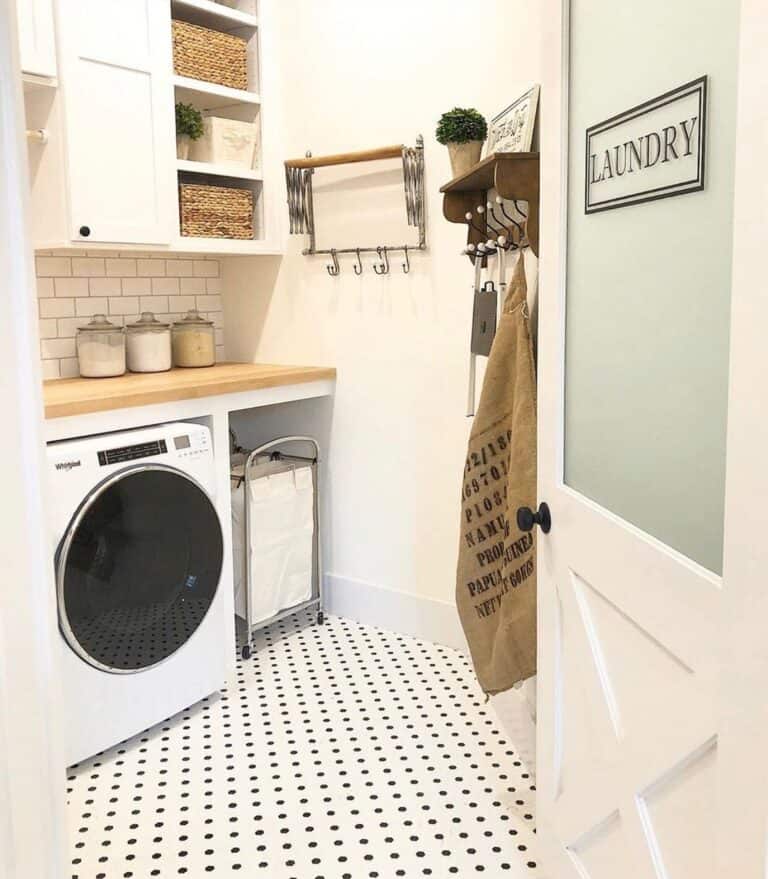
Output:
189,115,260,170
231,457,314,625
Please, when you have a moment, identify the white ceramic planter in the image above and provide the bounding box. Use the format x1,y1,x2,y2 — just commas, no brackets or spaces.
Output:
447,140,483,177
176,134,191,160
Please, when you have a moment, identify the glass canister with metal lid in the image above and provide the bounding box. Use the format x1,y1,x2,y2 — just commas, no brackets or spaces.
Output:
125,311,172,373
76,314,126,378
172,309,216,368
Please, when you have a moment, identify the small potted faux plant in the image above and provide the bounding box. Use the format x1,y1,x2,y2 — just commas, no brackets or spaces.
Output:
175,102,204,160
436,108,488,177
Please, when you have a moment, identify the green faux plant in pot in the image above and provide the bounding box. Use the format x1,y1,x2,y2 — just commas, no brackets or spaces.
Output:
436,108,488,177
175,102,204,160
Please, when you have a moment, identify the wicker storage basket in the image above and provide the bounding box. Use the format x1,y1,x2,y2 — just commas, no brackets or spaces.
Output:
172,20,248,90
179,183,253,239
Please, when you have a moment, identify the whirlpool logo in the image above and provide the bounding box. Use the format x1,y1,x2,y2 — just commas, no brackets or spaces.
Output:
55,460,82,471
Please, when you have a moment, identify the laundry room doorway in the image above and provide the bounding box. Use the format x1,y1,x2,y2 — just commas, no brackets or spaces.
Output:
535,0,768,875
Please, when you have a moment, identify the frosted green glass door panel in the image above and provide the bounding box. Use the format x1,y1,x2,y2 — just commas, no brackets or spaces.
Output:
564,0,740,573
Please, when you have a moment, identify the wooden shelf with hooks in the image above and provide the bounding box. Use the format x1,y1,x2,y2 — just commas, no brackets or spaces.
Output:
440,152,539,256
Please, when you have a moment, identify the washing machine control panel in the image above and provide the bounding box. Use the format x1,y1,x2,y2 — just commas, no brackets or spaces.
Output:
97,440,168,466
94,428,210,466
172,429,210,460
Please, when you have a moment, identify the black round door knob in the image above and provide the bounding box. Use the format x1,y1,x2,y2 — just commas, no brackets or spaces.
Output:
517,502,551,534
79,225,91,237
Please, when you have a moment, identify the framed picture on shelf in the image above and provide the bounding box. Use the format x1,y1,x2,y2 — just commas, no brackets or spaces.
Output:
485,85,540,155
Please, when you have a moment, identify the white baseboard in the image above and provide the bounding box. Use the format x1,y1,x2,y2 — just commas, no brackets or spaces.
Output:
324,574,468,653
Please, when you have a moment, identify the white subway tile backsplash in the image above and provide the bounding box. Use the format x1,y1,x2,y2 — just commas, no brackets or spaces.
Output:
58,317,84,338
121,277,152,296
196,294,222,312
89,277,121,297
41,338,77,360
37,256,71,277
71,257,106,277
41,360,61,380
106,258,135,276
54,277,89,298
36,277,55,298
165,259,194,277
180,277,206,294
193,260,219,278
36,253,224,376
108,296,139,315
76,297,108,316
40,298,75,319
151,277,180,295
38,318,58,339
139,295,169,314
137,259,165,277
60,357,79,378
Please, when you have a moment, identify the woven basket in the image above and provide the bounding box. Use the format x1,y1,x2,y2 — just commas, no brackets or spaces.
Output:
172,20,247,90
179,183,253,239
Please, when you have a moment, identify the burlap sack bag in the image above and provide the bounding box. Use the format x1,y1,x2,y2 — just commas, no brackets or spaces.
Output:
456,251,537,695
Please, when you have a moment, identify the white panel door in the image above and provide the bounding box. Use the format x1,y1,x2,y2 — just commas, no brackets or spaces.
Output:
57,0,174,245
535,0,761,875
16,0,57,78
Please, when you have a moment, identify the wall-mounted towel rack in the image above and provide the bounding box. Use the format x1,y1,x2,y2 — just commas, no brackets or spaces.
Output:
284,137,426,275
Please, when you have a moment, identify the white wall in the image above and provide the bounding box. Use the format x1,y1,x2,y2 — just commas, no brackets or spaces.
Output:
224,0,542,607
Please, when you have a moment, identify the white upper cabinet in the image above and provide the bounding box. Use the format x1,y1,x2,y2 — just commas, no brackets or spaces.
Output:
17,0,57,79
26,0,274,253
56,0,175,245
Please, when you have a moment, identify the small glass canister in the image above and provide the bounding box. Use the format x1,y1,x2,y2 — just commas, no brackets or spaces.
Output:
76,314,126,378
172,309,216,368
126,311,172,373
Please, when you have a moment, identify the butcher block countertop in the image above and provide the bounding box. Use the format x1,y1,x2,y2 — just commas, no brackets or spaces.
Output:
43,362,337,419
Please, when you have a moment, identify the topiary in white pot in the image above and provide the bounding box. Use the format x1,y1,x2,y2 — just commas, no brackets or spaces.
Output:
436,107,488,177
175,102,204,160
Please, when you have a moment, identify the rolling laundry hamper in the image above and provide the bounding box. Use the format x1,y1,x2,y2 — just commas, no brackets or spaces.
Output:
231,436,324,660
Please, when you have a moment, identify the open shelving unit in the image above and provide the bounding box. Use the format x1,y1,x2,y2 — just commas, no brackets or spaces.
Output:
173,75,261,110
176,158,262,181
171,0,267,254
440,152,540,257
171,0,259,29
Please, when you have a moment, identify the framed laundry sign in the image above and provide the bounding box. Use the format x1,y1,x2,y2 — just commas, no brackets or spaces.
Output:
585,75,707,213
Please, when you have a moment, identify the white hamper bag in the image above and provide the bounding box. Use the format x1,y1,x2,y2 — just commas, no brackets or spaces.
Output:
231,458,314,624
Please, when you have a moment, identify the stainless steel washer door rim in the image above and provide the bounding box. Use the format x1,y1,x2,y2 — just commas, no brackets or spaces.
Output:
56,463,223,674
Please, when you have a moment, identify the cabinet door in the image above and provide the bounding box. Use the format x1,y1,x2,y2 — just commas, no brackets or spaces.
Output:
17,0,57,78
58,0,174,245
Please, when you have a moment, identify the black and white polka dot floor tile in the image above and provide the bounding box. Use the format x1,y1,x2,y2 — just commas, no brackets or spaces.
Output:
66,612,541,878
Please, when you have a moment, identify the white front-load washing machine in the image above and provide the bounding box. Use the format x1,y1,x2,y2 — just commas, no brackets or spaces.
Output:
47,422,232,766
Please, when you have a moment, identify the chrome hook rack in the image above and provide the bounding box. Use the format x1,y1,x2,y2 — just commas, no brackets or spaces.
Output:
326,249,340,276
373,246,390,275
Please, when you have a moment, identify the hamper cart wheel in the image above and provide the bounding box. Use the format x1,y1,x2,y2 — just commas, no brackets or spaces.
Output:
317,611,325,625
241,644,252,660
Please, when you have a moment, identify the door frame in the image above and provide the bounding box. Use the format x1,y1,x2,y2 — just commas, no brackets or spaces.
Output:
717,0,768,874
0,1,65,876
537,0,768,874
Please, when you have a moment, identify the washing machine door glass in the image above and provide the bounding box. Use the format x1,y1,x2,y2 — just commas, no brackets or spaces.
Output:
57,465,223,672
